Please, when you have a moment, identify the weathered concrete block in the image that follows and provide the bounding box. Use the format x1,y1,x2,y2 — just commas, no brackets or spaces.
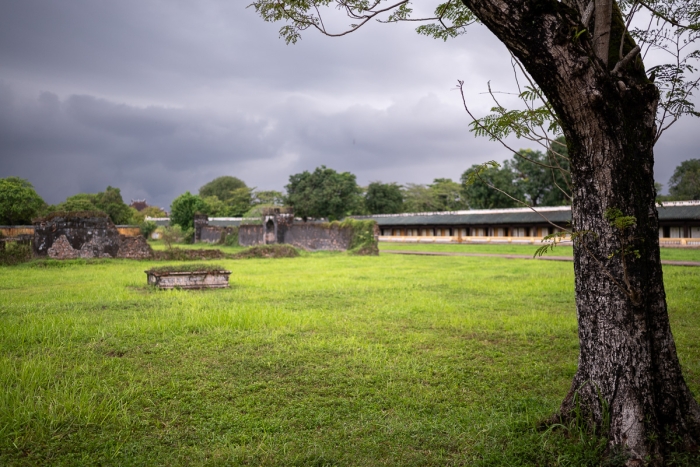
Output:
145,270,231,289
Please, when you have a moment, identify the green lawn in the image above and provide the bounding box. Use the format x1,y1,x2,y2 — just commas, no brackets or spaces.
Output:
379,241,700,261
1,253,698,466
148,240,246,255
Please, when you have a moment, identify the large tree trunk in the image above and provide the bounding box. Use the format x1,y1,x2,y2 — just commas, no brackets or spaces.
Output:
461,0,700,463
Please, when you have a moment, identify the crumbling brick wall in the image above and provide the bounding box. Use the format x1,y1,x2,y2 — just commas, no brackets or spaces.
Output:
118,236,153,259
46,235,81,259
34,213,153,259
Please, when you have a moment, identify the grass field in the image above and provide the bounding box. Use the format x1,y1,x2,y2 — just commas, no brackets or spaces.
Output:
379,241,700,262
1,250,699,465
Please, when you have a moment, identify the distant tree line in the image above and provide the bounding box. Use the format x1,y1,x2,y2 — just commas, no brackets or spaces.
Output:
0,180,166,229
2,149,698,232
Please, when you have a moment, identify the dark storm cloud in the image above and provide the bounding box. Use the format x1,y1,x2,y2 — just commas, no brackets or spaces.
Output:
64,96,181,139
0,0,698,208
0,83,277,206
0,81,498,208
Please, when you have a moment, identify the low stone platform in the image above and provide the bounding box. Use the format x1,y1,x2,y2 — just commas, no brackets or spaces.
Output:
145,269,231,289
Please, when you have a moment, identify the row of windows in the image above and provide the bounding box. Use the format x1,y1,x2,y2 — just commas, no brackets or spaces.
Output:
660,226,700,238
380,227,557,237
381,226,700,238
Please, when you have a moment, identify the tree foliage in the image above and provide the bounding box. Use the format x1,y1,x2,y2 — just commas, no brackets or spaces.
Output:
401,179,467,213
48,186,133,224
201,196,230,217
364,182,404,214
0,177,46,225
199,176,247,201
130,205,168,224
285,166,361,220
401,183,434,213
253,190,285,206
170,191,207,230
199,176,253,216
460,162,521,209
668,158,700,200
54,195,95,213
141,206,168,218
429,178,467,211
461,138,571,209
92,186,133,224
225,187,255,216
511,147,571,207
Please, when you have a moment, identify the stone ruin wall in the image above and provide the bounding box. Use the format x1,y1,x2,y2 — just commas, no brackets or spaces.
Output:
195,211,375,252
199,225,237,244
238,225,263,246
237,222,353,251
33,215,153,260
282,223,354,251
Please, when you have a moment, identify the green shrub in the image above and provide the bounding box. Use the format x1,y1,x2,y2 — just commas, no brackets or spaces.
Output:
0,241,33,266
140,221,158,238
183,227,195,244
223,227,239,246
233,244,299,259
160,225,184,249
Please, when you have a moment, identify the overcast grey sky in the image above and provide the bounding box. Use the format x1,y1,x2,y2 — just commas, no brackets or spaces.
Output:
0,0,697,209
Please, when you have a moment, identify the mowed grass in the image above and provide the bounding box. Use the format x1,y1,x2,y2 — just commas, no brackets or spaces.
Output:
0,253,699,466
148,240,246,255
379,241,700,262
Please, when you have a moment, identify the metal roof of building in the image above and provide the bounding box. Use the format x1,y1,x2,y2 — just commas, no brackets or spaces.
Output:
657,202,700,221
145,217,170,227
143,201,700,229
207,217,243,227
353,201,700,226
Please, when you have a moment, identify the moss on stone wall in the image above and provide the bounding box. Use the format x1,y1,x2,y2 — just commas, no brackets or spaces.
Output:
146,264,228,275
331,219,379,256
233,244,299,259
34,211,110,223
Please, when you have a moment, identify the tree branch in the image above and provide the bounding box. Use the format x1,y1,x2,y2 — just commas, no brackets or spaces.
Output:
582,1,595,28
594,0,614,65
612,45,641,74
635,0,700,31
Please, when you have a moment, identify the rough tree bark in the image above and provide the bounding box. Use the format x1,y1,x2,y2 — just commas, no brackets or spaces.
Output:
459,0,700,463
